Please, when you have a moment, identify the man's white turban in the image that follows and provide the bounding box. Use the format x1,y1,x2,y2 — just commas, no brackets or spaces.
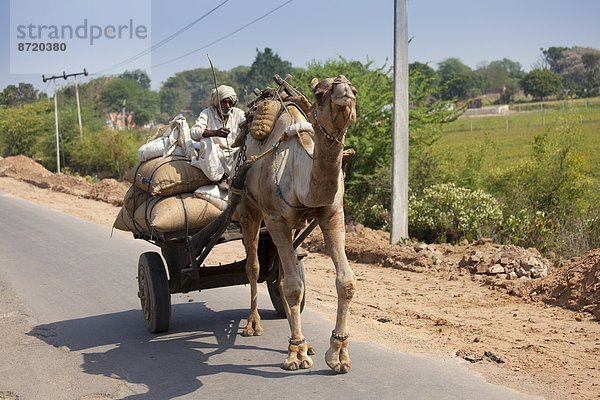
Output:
211,85,238,107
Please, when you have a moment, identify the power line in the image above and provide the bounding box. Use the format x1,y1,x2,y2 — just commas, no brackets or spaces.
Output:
150,0,293,69
92,0,229,75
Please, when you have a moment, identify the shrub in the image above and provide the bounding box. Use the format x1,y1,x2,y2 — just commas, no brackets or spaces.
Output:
345,163,391,230
486,115,595,256
408,183,503,243
69,128,142,179
0,100,54,161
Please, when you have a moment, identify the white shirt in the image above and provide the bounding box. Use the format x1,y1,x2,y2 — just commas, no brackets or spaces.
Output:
190,106,245,151
189,106,245,181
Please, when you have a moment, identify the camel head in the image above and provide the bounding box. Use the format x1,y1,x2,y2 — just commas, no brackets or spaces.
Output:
310,75,357,143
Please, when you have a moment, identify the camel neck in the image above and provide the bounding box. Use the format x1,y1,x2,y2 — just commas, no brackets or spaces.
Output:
305,123,345,207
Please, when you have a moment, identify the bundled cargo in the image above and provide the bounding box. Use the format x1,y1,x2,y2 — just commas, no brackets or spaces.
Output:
114,114,228,238
133,155,211,197
114,191,221,235
138,115,196,161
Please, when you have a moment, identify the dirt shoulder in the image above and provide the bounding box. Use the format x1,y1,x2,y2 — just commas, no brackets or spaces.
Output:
1,155,599,399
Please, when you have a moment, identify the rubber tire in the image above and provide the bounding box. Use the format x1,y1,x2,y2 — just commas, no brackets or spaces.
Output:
138,252,171,333
267,256,306,318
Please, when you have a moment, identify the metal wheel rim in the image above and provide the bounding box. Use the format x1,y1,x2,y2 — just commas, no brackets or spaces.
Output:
138,271,150,322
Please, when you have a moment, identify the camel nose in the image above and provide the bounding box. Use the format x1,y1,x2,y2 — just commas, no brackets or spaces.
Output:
333,75,355,98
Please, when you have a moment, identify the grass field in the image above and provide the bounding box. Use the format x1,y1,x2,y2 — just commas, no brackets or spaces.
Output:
438,100,600,179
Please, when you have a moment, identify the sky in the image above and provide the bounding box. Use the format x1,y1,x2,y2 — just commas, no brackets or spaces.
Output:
1,0,600,95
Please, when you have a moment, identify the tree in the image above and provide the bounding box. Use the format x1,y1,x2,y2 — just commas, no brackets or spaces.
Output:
121,69,151,89
409,62,438,97
241,48,292,99
581,51,600,96
540,46,600,97
0,83,44,107
100,77,159,126
541,46,567,72
436,58,476,100
520,68,563,100
474,58,523,95
158,68,230,122
228,65,252,105
475,61,508,94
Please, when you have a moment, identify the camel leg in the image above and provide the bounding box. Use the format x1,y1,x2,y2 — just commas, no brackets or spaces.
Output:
238,207,264,337
320,210,356,373
276,254,316,357
267,222,313,370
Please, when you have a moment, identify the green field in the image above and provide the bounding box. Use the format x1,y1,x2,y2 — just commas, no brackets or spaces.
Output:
438,100,600,179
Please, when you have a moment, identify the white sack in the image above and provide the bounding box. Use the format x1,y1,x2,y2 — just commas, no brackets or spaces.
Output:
194,183,228,211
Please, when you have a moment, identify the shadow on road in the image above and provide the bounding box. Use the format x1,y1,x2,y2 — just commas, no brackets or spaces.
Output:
28,302,321,399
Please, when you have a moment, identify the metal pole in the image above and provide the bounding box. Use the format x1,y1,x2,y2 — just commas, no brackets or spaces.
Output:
42,69,86,172
53,80,61,173
74,75,83,139
122,99,126,130
391,0,409,244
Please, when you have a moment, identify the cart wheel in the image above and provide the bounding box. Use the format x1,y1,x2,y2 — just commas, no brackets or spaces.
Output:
138,252,171,333
267,256,306,318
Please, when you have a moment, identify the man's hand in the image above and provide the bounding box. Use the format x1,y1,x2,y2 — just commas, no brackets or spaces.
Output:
215,127,231,138
204,127,230,138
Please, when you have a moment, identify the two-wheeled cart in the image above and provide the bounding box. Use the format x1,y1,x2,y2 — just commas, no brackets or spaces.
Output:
134,162,316,333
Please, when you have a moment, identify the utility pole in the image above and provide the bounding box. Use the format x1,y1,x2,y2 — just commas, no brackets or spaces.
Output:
122,99,127,130
72,69,88,139
42,69,88,173
391,0,409,244
42,73,66,173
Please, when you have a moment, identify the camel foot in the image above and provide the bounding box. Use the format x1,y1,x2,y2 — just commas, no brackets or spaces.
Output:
241,314,264,337
283,340,313,371
325,333,351,373
241,324,264,336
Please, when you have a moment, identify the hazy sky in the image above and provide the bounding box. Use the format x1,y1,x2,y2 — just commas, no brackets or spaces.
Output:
2,0,600,94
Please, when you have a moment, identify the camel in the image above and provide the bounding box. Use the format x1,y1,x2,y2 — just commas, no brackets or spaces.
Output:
235,75,358,373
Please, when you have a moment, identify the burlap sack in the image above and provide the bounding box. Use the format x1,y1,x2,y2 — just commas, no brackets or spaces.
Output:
134,156,211,196
123,185,150,213
135,193,221,233
249,100,281,140
113,207,135,232
113,185,151,232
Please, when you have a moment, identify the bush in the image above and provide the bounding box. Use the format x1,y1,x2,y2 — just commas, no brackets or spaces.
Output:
0,100,54,160
485,116,595,256
344,163,391,230
409,183,503,243
68,128,142,179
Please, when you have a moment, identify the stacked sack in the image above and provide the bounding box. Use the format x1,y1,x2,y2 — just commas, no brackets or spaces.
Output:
113,115,226,236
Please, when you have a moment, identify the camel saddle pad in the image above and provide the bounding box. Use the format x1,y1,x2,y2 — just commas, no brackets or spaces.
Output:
249,99,282,141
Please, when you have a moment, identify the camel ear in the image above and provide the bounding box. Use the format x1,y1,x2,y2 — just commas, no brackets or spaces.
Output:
311,77,327,103
310,78,319,92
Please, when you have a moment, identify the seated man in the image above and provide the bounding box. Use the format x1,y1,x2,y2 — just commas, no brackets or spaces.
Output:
190,85,245,182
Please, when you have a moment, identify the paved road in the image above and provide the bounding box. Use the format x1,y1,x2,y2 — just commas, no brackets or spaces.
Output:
0,194,542,399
